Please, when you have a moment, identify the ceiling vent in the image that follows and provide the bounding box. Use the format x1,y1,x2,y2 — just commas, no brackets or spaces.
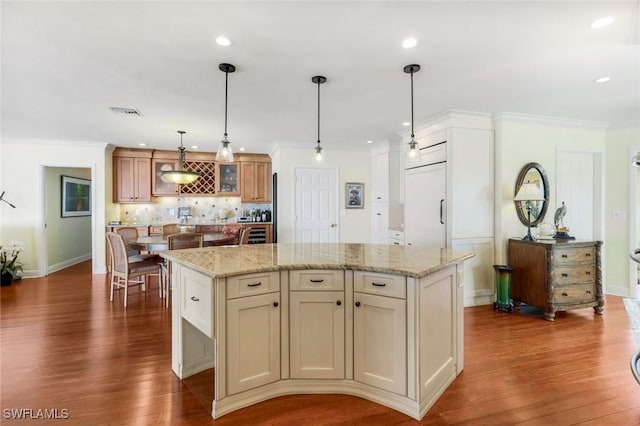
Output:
110,107,143,117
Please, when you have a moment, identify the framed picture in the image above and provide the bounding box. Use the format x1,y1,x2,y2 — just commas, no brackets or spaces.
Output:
345,182,364,209
61,175,91,217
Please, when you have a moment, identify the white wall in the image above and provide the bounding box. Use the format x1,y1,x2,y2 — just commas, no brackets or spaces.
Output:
271,144,371,243
604,124,640,296
0,138,110,277
494,114,607,265
46,167,92,272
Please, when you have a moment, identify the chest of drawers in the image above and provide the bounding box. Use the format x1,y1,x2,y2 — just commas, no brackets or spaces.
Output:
508,239,604,321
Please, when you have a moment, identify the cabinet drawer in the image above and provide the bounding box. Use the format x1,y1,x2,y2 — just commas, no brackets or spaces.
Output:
354,271,406,299
389,229,405,240
553,265,595,284
554,246,595,265
197,225,223,233
180,267,213,338
289,270,344,291
149,226,163,235
389,238,404,246
553,283,596,304
227,271,280,299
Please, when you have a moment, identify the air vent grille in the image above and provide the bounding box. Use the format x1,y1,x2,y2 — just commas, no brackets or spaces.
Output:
110,107,143,117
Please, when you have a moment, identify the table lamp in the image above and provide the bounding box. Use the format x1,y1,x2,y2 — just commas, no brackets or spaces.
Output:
514,182,545,241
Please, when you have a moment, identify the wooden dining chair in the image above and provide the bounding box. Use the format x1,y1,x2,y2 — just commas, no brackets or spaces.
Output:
162,232,204,307
162,223,179,236
106,232,162,307
115,227,162,263
239,227,252,245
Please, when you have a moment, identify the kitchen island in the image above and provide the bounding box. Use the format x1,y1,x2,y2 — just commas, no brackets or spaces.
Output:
161,243,474,420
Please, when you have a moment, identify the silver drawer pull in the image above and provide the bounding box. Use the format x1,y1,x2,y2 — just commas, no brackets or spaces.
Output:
310,279,324,283
247,282,262,287
190,296,200,302
372,282,386,287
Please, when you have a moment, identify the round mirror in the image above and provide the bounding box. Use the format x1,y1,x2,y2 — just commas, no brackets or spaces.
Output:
514,162,549,227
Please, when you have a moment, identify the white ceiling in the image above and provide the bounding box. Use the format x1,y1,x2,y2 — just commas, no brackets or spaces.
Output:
2,1,639,154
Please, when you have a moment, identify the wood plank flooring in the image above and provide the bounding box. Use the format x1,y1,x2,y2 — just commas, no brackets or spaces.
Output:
1,261,639,425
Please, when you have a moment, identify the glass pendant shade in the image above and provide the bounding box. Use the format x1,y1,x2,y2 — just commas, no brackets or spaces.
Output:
315,144,323,162
407,137,420,162
161,131,200,185
217,137,234,162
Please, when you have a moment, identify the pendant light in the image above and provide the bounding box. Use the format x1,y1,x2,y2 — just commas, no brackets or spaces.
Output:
312,75,326,161
161,131,201,184
216,63,236,163
404,64,421,162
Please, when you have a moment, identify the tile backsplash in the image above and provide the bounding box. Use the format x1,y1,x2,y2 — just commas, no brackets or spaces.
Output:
117,197,271,224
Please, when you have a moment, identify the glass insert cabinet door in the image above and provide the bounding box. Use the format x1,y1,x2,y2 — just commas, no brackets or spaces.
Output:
216,162,240,195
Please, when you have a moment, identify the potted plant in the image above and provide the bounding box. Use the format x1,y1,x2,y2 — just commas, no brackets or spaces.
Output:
1,242,23,286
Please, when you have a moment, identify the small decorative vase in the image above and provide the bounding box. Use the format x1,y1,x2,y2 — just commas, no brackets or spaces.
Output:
1,272,14,287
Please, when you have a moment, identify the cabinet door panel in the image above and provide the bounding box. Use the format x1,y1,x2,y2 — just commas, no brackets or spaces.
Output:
290,291,345,379
404,163,446,248
227,292,280,395
134,158,151,201
354,292,406,395
115,157,135,202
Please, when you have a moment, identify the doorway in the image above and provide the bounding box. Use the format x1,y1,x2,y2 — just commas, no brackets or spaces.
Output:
294,167,339,243
42,165,94,275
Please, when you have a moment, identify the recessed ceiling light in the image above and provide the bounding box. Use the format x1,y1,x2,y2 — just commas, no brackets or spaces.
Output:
402,122,411,126
366,140,373,144
594,76,611,83
216,36,231,46
138,143,146,147
191,145,198,150
591,17,614,29
239,147,246,151
402,38,417,49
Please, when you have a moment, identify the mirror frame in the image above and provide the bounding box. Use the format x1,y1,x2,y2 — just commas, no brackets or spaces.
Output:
514,162,549,227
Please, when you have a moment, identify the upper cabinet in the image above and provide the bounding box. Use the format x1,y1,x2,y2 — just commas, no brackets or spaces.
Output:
216,162,241,196
113,149,152,203
113,148,272,201
240,154,271,202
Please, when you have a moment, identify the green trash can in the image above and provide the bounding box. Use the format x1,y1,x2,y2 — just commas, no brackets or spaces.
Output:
493,265,514,313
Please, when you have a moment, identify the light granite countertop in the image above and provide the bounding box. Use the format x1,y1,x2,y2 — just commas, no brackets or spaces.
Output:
160,243,474,279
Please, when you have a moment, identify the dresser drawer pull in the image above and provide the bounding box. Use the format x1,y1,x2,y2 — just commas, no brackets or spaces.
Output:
585,253,591,257
561,292,568,297
586,290,592,294
371,282,387,287
273,301,279,307
336,300,342,306
190,296,200,302
310,279,324,283
247,282,262,287
561,254,568,258
355,301,361,307
561,273,568,277
586,271,591,275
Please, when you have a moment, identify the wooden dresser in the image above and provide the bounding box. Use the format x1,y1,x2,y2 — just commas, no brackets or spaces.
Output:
508,239,604,321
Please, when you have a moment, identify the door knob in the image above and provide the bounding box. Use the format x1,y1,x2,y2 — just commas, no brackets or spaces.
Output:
330,224,337,228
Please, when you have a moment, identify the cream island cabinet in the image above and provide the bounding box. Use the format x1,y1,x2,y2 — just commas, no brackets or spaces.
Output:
161,243,474,420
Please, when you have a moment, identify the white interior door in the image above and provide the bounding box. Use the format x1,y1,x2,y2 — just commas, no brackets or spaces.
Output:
556,151,599,240
295,168,338,243
404,163,447,247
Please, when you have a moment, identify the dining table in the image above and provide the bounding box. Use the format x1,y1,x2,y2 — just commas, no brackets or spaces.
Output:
130,233,236,252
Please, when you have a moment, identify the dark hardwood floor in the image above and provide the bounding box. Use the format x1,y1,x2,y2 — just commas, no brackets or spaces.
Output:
1,261,639,425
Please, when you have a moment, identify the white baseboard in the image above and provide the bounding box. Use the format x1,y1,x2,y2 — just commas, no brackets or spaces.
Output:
47,253,92,274
606,284,631,298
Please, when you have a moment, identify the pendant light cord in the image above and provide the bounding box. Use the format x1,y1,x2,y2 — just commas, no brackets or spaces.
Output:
410,69,415,139
224,70,229,139
317,80,321,145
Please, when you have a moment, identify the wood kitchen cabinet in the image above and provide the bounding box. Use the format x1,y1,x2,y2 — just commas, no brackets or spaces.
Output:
215,162,240,196
240,157,271,202
113,149,152,203
289,270,345,379
353,271,406,395
508,239,604,321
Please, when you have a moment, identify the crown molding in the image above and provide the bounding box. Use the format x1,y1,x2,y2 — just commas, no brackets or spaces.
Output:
399,109,494,139
606,118,640,131
494,112,610,130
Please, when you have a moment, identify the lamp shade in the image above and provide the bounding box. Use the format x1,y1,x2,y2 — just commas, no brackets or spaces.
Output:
160,170,200,185
514,182,544,201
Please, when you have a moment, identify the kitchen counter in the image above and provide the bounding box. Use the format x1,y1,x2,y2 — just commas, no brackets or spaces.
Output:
165,243,474,420
161,242,473,279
